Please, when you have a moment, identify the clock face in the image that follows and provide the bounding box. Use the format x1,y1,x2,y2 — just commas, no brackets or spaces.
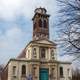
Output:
36,9,42,13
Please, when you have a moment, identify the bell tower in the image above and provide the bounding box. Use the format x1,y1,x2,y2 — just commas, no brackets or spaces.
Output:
32,7,50,40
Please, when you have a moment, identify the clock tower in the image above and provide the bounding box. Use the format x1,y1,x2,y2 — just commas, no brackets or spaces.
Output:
32,7,50,40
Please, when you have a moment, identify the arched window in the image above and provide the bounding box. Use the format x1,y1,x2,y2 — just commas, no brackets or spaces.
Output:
22,65,26,76
44,20,47,28
41,48,46,58
39,19,42,27
60,67,63,77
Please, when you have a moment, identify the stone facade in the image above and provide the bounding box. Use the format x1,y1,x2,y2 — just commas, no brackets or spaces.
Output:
2,8,72,80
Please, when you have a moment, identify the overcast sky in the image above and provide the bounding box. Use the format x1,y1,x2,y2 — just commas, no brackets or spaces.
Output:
0,0,74,65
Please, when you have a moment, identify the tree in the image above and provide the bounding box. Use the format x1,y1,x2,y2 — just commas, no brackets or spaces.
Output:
57,0,80,60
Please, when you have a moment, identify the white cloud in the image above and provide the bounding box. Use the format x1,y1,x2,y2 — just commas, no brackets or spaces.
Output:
0,0,58,64
0,0,58,20
58,55,74,62
0,25,26,50
0,0,23,19
0,25,28,64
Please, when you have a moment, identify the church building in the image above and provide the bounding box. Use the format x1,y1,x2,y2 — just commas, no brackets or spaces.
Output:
1,8,72,80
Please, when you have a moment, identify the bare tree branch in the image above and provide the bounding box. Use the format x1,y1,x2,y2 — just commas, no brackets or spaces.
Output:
57,0,80,60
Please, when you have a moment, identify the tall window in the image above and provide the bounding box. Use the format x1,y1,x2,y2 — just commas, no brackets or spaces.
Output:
41,48,46,59
51,50,55,59
44,20,47,28
13,66,16,75
22,65,26,76
39,19,42,27
51,68,54,78
33,48,37,58
60,67,63,77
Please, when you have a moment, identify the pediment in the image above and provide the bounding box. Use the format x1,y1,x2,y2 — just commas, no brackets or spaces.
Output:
34,39,56,45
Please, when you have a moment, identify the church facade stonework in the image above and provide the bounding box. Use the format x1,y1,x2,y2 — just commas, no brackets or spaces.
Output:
2,8,72,80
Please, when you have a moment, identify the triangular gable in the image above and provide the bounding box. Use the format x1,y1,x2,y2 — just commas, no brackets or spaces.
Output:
33,39,56,45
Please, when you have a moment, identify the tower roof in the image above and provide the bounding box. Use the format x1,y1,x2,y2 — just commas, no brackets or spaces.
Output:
35,7,47,14
32,7,50,20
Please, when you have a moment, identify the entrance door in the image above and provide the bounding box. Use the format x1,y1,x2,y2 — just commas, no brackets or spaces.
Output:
39,68,49,80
